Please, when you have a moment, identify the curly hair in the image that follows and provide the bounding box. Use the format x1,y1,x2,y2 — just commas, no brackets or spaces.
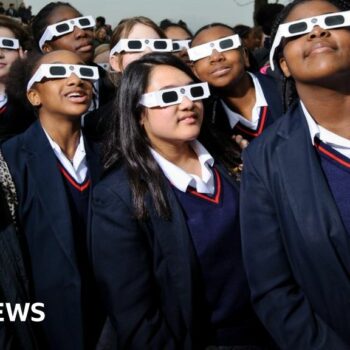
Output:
5,51,43,111
270,0,350,110
0,15,33,51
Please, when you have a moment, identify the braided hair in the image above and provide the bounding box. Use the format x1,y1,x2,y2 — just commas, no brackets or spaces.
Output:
270,0,350,111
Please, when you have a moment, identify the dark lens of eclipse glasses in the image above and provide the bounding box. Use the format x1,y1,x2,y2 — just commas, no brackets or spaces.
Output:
55,23,70,33
162,90,178,104
49,66,67,76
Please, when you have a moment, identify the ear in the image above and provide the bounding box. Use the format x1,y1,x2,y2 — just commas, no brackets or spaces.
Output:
27,89,41,107
109,54,122,73
18,46,26,59
279,56,291,78
42,42,53,53
139,109,148,126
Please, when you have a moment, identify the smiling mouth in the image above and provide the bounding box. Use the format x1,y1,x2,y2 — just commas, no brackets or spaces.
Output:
306,42,334,57
66,91,89,103
77,43,93,52
211,66,231,77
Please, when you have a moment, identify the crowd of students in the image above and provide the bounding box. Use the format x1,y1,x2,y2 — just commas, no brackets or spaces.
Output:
1,0,350,349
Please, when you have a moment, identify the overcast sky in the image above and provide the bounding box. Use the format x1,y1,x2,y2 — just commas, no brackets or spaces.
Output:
30,0,264,33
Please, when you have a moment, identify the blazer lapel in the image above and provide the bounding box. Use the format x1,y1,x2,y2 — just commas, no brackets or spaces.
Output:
84,136,101,185
275,104,350,270
146,182,199,332
23,122,77,269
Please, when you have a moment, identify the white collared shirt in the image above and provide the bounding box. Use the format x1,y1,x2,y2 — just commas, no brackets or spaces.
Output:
301,101,350,159
150,140,215,194
43,129,88,184
220,72,268,130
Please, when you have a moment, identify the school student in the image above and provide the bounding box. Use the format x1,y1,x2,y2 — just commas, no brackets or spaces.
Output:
31,2,114,110
90,52,274,349
1,50,104,350
84,16,172,141
0,15,35,143
189,23,283,148
240,0,350,348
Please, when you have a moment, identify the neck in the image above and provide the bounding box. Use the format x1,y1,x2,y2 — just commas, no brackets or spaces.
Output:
218,72,256,121
152,140,202,176
40,116,81,160
0,82,6,96
299,83,350,140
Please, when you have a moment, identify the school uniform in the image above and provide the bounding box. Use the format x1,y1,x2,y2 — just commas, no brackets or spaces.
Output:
240,101,350,349
205,72,283,142
90,141,273,350
1,120,104,350
0,95,36,144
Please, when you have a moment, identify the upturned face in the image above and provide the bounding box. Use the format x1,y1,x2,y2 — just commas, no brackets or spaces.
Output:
279,1,350,88
27,50,94,121
191,25,248,89
140,64,204,151
42,6,94,63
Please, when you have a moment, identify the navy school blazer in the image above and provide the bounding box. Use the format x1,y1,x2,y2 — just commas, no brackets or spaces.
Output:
240,102,350,349
1,121,104,350
205,72,283,137
90,162,252,350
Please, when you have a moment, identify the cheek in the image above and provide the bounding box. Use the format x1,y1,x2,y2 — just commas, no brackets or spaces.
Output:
5,50,19,63
122,52,144,70
193,60,209,79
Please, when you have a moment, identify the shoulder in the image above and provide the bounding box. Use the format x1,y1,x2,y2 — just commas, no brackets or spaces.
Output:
1,132,26,163
244,103,302,163
93,164,131,203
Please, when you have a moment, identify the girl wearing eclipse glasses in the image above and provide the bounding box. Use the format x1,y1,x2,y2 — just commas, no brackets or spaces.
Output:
1,49,104,350
84,16,171,142
32,2,115,116
90,52,275,349
189,23,283,151
0,15,36,143
240,0,350,348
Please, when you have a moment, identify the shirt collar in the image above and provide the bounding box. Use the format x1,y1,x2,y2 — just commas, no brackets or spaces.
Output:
150,140,215,194
301,100,350,149
43,128,86,169
220,72,268,130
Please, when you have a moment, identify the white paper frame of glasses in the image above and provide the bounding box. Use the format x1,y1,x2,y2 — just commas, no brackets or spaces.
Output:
39,16,95,51
27,64,99,91
269,10,350,71
187,34,241,61
0,37,19,50
139,82,210,108
109,38,172,57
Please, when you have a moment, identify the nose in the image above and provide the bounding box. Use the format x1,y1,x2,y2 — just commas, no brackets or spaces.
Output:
66,72,83,85
308,25,330,40
0,48,5,58
179,95,195,110
209,49,225,62
73,25,89,38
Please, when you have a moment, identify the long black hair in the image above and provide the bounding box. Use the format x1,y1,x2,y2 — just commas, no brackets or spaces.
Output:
103,52,241,220
270,0,350,110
